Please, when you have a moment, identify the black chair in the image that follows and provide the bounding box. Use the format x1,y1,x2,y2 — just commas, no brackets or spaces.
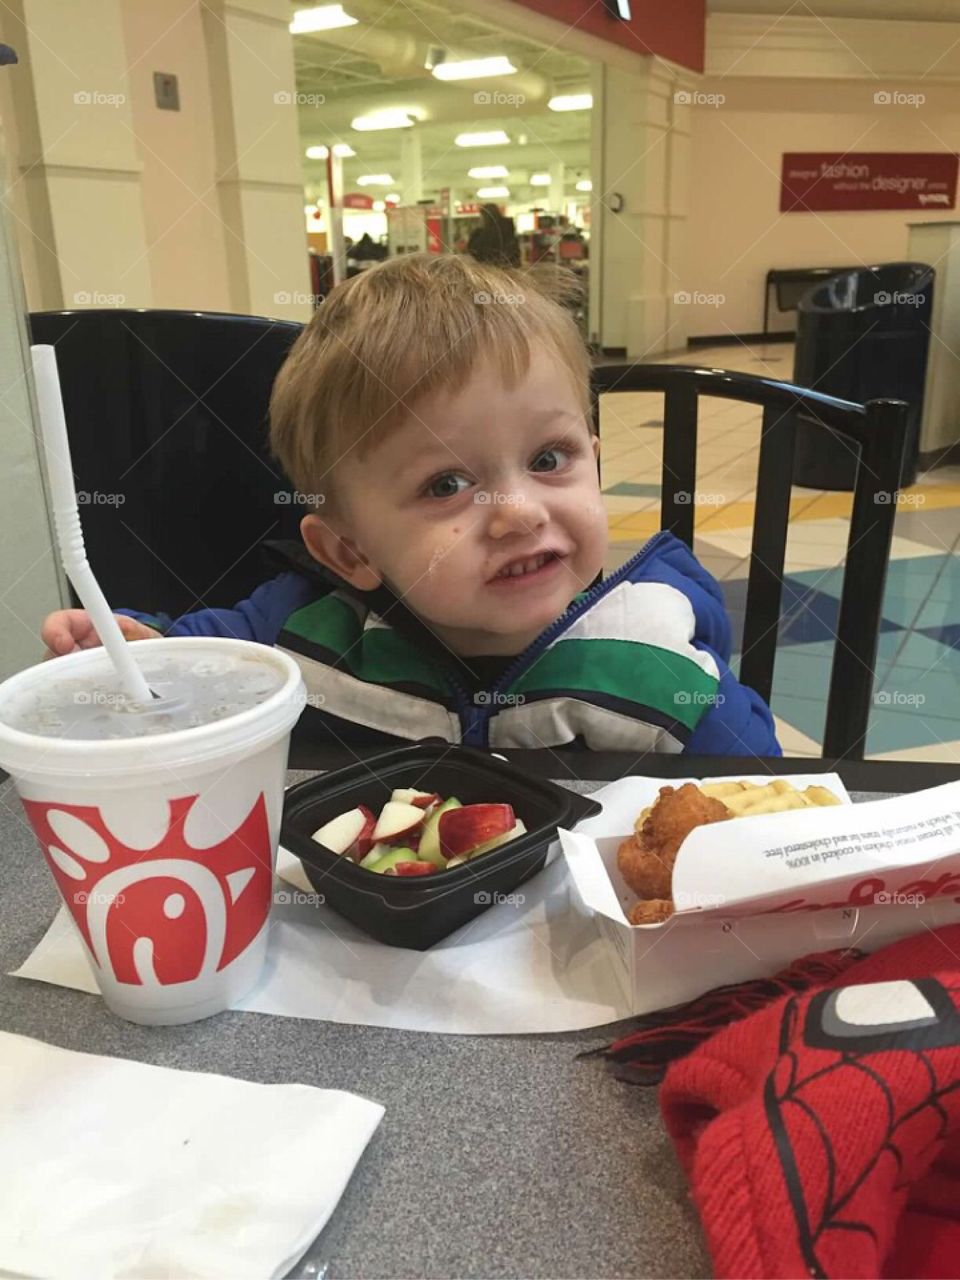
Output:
591,364,909,760
29,309,305,620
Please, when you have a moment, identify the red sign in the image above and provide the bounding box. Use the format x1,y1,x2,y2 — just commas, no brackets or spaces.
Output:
343,193,374,210
780,152,958,212
509,0,703,73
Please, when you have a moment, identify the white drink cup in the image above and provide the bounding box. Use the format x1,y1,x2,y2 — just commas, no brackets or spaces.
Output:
0,637,305,1025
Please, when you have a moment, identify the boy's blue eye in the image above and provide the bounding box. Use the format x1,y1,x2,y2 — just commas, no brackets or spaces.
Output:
427,473,469,499
531,447,566,473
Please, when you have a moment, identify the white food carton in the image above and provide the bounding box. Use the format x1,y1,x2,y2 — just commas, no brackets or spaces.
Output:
559,775,960,1015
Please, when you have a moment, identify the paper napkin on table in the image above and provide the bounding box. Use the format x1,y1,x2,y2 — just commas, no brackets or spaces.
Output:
0,1030,383,1280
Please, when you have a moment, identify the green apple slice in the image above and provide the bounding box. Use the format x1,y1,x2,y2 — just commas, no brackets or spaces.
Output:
366,846,419,874
359,841,395,869
415,839,447,870
418,796,462,862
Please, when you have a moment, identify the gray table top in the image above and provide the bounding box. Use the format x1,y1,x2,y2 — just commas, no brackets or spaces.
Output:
0,773,895,1280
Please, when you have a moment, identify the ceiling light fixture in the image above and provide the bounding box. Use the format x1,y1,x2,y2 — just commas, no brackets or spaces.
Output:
455,130,510,147
529,173,551,186
548,93,593,112
576,179,593,192
468,165,509,179
352,108,419,131
305,143,355,159
289,5,357,34
477,185,510,198
356,173,395,185
432,56,517,81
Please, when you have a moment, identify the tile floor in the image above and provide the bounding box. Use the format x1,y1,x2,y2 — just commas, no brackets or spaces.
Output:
599,340,960,762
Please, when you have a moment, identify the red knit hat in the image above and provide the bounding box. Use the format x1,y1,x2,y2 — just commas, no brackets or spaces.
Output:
658,926,960,1278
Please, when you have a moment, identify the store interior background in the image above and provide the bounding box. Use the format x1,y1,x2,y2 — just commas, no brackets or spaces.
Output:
0,0,958,761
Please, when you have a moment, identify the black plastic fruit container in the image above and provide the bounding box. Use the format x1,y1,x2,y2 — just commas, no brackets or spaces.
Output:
280,742,603,949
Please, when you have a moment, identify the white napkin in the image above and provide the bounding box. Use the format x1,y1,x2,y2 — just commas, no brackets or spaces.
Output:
0,1030,384,1280
12,776,848,1035
14,851,630,1035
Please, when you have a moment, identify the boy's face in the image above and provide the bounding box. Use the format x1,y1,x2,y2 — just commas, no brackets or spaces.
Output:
302,346,608,657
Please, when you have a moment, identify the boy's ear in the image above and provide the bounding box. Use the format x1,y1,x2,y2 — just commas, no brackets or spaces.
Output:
300,513,382,591
591,434,600,460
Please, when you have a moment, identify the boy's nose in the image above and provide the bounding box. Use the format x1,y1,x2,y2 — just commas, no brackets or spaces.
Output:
484,488,548,538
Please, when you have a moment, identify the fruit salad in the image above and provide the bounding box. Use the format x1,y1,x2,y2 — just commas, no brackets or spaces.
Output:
310,788,527,876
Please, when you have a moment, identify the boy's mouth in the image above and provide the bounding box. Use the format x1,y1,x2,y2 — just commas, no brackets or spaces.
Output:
489,549,566,583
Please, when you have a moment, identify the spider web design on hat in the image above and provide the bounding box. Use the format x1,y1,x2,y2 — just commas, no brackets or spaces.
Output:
766,977,960,1279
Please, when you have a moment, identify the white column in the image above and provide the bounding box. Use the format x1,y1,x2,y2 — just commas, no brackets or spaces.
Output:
907,221,960,458
549,161,565,216
0,131,67,677
0,0,151,311
589,60,690,357
400,131,423,204
201,0,312,321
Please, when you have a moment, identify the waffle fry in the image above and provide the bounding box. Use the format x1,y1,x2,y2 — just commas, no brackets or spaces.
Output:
623,778,841,924
702,779,841,816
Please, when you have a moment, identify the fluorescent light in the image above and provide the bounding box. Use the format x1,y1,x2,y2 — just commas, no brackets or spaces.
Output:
477,185,510,198
576,179,592,192
530,173,551,186
455,130,510,147
432,56,517,81
290,5,357,34
356,173,394,185
468,165,509,179
352,109,419,131
305,143,355,159
548,93,593,112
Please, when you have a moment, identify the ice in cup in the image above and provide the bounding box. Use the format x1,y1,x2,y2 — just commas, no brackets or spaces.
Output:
0,637,306,1025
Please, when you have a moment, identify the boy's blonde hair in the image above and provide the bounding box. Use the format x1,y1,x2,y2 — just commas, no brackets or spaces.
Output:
269,253,590,503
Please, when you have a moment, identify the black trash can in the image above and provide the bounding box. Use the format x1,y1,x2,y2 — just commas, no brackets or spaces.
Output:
793,263,932,490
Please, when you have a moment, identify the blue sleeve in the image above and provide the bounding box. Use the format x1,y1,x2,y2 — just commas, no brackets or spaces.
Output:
637,536,780,756
115,572,317,646
684,645,782,757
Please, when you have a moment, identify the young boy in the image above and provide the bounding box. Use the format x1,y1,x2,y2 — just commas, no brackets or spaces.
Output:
41,254,780,756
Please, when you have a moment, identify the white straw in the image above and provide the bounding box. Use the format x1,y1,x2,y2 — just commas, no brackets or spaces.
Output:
32,344,155,706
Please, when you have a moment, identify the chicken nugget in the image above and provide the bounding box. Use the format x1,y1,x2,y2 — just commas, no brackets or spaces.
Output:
629,898,674,926
639,783,732,864
617,833,673,899
621,783,733,903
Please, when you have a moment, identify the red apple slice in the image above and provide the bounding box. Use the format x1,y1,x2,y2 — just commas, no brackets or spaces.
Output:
373,800,427,843
438,803,515,858
468,818,527,860
353,804,377,858
392,860,437,876
391,788,441,809
311,805,374,857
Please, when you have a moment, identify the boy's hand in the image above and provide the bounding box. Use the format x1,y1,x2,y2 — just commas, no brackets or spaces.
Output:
41,610,161,660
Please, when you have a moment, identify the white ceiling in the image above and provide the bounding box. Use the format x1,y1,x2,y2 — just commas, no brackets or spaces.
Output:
292,0,592,206
293,0,960,205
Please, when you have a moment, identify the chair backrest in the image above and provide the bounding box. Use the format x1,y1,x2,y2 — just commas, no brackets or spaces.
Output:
591,364,909,760
29,309,305,620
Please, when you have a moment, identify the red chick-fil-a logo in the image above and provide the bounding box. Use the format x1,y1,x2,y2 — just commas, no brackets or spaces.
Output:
23,793,272,986
771,869,960,915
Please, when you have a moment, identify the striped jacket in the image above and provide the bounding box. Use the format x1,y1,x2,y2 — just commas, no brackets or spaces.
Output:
121,532,781,756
